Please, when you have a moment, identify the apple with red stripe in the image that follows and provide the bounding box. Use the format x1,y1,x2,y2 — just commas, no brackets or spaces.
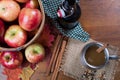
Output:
4,25,27,48
19,8,42,31
24,0,39,9
25,43,45,63
0,0,20,22
0,51,23,69
15,0,29,3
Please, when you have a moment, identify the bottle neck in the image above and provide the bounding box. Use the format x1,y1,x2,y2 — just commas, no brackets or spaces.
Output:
67,0,76,5
62,0,76,16
57,0,80,18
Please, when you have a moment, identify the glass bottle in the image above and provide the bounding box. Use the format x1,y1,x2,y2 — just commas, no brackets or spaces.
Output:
57,0,81,29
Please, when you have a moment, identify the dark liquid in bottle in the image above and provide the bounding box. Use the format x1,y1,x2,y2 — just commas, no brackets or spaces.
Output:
57,0,81,29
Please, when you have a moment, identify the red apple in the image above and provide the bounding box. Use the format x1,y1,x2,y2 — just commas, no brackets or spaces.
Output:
0,19,5,43
19,8,42,31
25,43,45,63
0,52,2,63
0,0,20,22
4,25,27,48
24,0,39,9
15,0,29,3
0,51,23,69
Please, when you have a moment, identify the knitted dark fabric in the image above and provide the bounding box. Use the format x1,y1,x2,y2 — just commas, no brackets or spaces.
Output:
41,0,90,42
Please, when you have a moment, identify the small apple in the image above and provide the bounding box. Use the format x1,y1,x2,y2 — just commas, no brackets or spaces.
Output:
25,43,45,63
0,0,20,22
0,19,5,43
4,25,27,48
0,51,23,69
24,0,39,9
19,8,42,31
15,0,29,3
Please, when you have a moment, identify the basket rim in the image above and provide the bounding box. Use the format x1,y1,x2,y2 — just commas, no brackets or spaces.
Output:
0,0,45,51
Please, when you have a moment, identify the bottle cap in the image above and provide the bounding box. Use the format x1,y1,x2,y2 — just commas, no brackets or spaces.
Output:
57,8,65,18
67,0,75,5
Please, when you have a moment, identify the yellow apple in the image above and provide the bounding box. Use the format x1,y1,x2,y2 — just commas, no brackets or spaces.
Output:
0,0,20,22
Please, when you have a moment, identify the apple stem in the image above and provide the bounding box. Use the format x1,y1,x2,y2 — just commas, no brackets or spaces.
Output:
2,8,5,11
33,50,38,54
5,56,11,62
11,32,16,36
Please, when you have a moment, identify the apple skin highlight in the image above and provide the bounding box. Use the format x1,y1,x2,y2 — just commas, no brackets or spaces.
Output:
0,51,23,69
25,43,45,63
19,8,42,31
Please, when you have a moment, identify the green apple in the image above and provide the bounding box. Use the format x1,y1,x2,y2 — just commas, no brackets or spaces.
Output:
25,43,45,63
4,25,27,48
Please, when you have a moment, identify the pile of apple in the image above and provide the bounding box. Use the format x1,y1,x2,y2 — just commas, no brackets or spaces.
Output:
0,0,45,69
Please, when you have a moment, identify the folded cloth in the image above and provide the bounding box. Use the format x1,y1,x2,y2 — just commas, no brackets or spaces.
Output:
60,38,119,80
41,0,90,42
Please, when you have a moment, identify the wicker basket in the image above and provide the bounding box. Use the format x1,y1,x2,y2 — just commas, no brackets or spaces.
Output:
0,0,45,51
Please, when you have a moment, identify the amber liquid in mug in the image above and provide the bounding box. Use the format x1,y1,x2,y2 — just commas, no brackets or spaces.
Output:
85,46,106,66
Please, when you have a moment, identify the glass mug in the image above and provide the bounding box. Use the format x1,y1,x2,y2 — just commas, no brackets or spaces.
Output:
80,42,119,69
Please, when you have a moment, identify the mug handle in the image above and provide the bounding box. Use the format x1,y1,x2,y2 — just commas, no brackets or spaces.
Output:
109,55,120,60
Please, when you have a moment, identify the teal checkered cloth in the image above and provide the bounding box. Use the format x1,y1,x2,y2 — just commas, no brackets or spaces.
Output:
41,0,90,42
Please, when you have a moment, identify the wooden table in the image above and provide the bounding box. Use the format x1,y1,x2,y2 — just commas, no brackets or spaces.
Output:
57,0,120,80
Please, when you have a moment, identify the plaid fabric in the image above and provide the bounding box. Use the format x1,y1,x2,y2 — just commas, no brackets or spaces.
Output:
41,0,90,42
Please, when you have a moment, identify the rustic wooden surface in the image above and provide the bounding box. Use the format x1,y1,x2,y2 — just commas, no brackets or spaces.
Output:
57,0,120,80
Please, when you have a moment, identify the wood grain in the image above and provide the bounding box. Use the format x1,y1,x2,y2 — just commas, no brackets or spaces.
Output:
57,0,120,80
31,0,120,80
80,0,120,47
